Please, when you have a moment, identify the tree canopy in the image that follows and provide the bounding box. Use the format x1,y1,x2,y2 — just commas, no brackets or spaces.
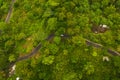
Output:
0,0,120,80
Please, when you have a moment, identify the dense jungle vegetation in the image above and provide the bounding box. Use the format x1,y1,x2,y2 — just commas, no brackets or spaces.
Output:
0,0,120,80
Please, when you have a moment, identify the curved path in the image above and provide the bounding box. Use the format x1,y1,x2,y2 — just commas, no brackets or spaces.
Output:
11,33,120,65
6,33,120,78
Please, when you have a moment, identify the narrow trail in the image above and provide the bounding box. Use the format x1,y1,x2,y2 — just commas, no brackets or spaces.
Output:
7,34,120,78
16,34,55,62
14,34,120,64
10,34,120,66
5,0,16,23
86,39,120,56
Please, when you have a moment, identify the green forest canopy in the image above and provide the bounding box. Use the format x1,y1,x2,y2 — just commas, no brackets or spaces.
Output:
0,0,120,80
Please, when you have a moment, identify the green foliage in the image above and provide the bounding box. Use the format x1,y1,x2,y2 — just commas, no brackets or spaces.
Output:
42,55,55,65
104,5,116,16
46,17,57,32
15,32,26,40
48,43,59,54
53,36,61,44
83,62,94,75
42,8,53,18
113,56,120,67
8,54,15,62
63,72,77,80
92,51,97,57
47,0,59,7
0,0,120,80
0,53,8,70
